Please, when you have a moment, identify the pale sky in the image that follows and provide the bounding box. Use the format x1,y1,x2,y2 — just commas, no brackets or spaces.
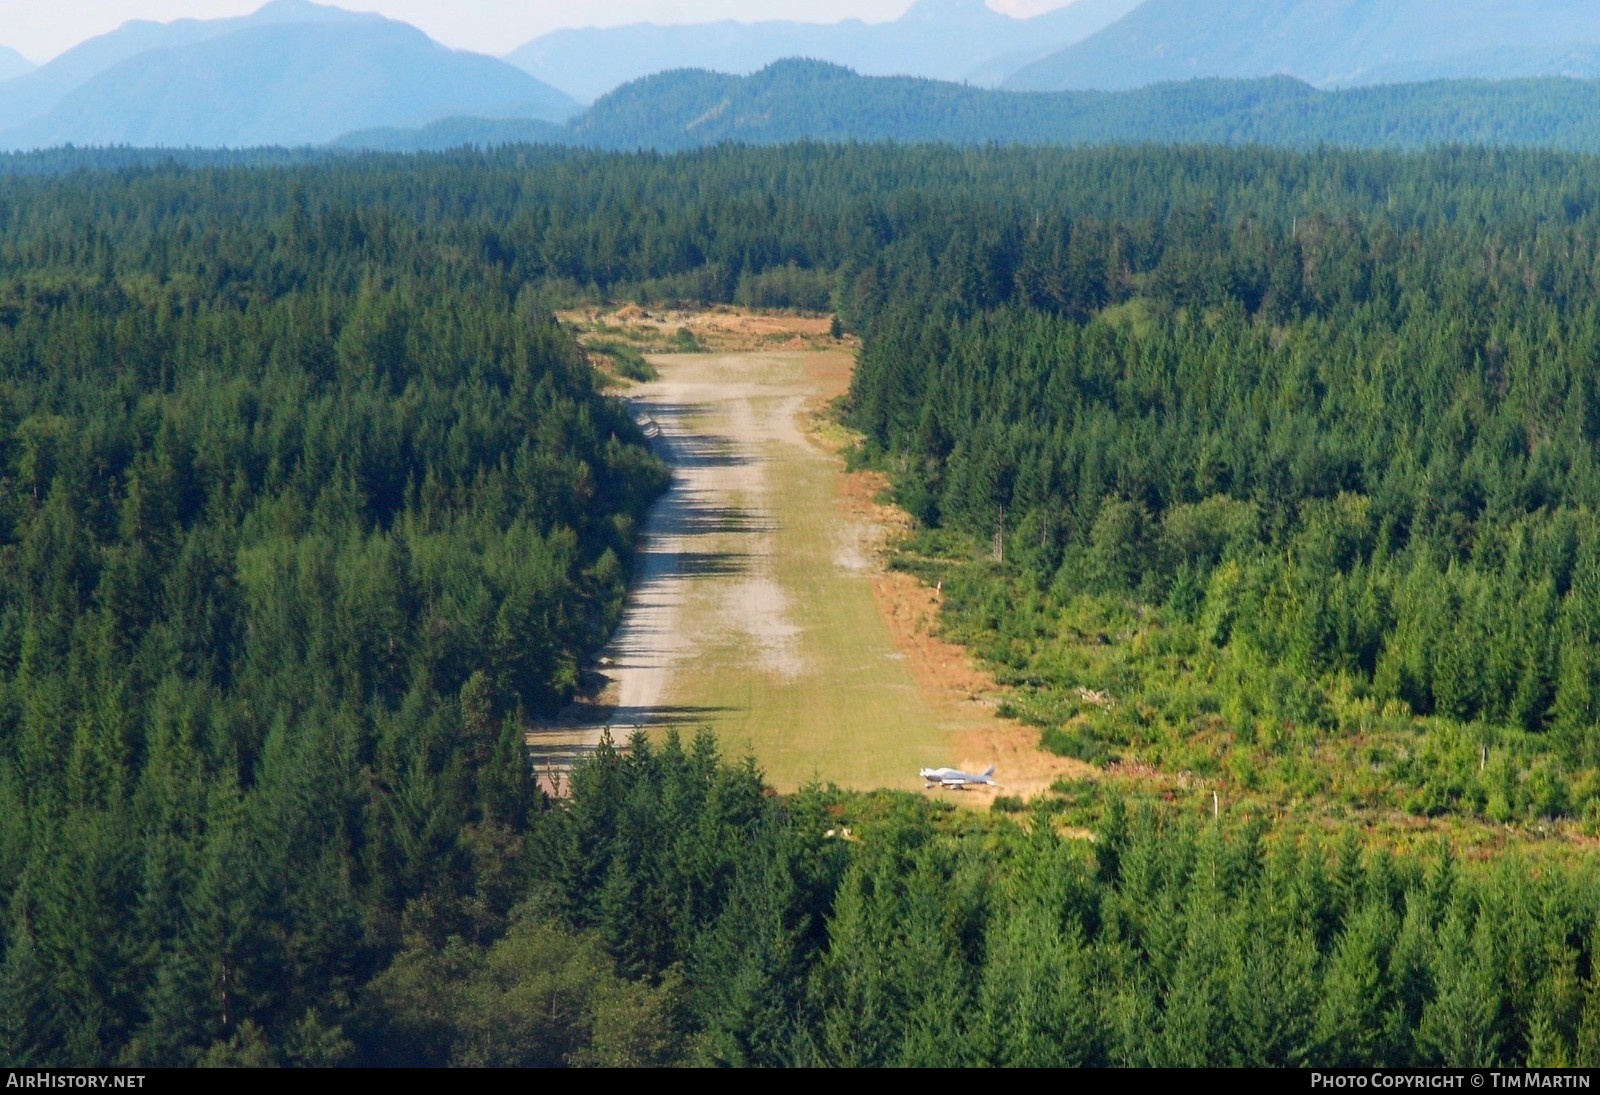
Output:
1,0,1078,64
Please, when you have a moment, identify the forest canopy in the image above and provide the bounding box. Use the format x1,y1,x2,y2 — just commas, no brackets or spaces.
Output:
0,149,668,1065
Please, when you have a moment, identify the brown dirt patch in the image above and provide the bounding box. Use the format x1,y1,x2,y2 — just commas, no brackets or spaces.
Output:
559,304,845,355
829,462,1100,806
872,564,1101,805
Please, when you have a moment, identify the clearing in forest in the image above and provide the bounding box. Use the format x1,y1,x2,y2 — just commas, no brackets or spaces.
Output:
530,308,1090,797
568,347,945,791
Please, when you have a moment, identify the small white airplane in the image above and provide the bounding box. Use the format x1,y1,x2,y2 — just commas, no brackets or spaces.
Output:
920,765,997,790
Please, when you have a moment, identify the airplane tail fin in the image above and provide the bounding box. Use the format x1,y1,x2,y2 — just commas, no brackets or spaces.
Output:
981,766,996,779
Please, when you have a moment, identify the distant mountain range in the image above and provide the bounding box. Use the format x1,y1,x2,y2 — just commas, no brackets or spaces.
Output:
504,0,1142,103
504,0,1600,102
1006,0,1600,90
0,0,575,150
10,0,1600,154
346,58,1600,156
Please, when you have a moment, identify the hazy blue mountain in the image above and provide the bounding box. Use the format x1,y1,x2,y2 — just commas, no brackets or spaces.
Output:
0,9,576,150
1356,44,1600,85
0,48,34,83
504,0,1142,103
542,58,1600,154
1007,0,1600,91
333,116,569,152
0,0,372,134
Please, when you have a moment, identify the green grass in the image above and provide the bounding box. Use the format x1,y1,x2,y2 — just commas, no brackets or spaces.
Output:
639,351,949,792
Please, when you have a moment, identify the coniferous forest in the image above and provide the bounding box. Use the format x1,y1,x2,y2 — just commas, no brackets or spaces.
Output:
10,144,1600,1065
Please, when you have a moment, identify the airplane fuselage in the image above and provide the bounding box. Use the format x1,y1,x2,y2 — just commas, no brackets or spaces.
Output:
920,766,996,790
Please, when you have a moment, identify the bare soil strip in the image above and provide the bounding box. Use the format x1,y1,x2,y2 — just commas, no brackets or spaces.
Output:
531,349,946,792
530,311,1079,801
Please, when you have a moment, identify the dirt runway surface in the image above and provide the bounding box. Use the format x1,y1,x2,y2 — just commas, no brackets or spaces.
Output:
600,367,804,727
529,343,1092,800
530,350,948,791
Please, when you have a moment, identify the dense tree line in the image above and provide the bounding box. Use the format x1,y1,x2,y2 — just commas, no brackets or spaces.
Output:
0,155,665,1064
387,733,1600,1068
11,142,1600,313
